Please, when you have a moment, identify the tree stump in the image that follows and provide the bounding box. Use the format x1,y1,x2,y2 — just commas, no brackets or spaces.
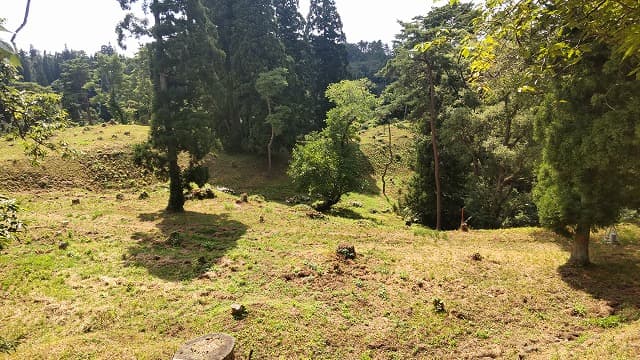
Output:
172,333,235,360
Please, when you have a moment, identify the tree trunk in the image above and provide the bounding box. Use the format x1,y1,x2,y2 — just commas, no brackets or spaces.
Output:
166,140,185,212
426,62,442,231
266,98,273,173
569,223,591,266
381,122,392,196
315,195,341,212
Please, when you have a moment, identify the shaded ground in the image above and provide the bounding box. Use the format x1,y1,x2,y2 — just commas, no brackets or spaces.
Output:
127,211,247,281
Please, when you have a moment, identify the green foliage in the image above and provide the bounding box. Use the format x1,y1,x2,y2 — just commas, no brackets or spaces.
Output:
183,165,210,188
588,315,623,329
533,52,640,232
0,62,69,162
132,142,168,179
0,195,22,248
288,79,377,210
306,0,349,125
256,67,289,103
208,0,291,152
119,0,225,212
385,3,477,230
0,21,20,67
346,41,390,91
469,0,640,264
256,67,289,169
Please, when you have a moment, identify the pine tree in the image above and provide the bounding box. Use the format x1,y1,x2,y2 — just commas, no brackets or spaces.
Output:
206,0,288,153
118,0,224,212
306,0,348,128
273,0,315,147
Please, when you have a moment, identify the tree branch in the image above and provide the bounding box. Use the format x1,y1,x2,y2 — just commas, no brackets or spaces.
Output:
11,0,31,49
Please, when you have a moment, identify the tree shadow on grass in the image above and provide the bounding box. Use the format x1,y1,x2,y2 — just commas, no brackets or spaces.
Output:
328,207,367,220
126,210,247,282
529,229,640,312
558,245,640,311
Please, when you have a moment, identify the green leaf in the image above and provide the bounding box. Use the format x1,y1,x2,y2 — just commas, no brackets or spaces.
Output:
414,42,433,53
0,39,15,54
8,54,21,67
517,85,536,93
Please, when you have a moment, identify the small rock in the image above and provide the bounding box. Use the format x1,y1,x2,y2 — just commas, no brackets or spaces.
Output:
336,244,356,260
231,303,246,319
216,186,237,195
58,242,69,250
198,272,215,280
433,298,446,313
306,211,325,220
471,252,483,261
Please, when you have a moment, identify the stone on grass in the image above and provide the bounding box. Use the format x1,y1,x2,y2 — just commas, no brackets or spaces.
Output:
231,304,247,319
172,333,235,360
58,241,69,250
231,303,246,319
336,244,356,260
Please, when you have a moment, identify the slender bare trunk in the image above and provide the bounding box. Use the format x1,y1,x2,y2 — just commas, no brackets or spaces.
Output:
426,61,442,231
382,122,393,196
569,223,591,266
266,98,273,173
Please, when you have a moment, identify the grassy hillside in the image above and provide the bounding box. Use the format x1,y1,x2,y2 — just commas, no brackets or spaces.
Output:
1,124,639,359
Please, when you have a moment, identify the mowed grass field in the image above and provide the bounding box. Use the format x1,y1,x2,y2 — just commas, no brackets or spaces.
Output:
1,124,639,359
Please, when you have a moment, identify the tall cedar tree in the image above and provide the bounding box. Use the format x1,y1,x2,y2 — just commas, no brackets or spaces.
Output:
475,0,640,265
534,45,640,265
273,0,316,142
306,0,348,129
207,0,289,153
117,0,224,212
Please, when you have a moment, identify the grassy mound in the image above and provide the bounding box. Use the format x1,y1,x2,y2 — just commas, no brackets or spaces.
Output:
0,124,154,191
0,123,639,359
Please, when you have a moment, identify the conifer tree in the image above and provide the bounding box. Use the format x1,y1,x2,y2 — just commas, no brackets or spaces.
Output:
117,0,224,212
306,0,348,128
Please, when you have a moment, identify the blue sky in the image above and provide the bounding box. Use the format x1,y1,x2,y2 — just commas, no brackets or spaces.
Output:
4,0,435,55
